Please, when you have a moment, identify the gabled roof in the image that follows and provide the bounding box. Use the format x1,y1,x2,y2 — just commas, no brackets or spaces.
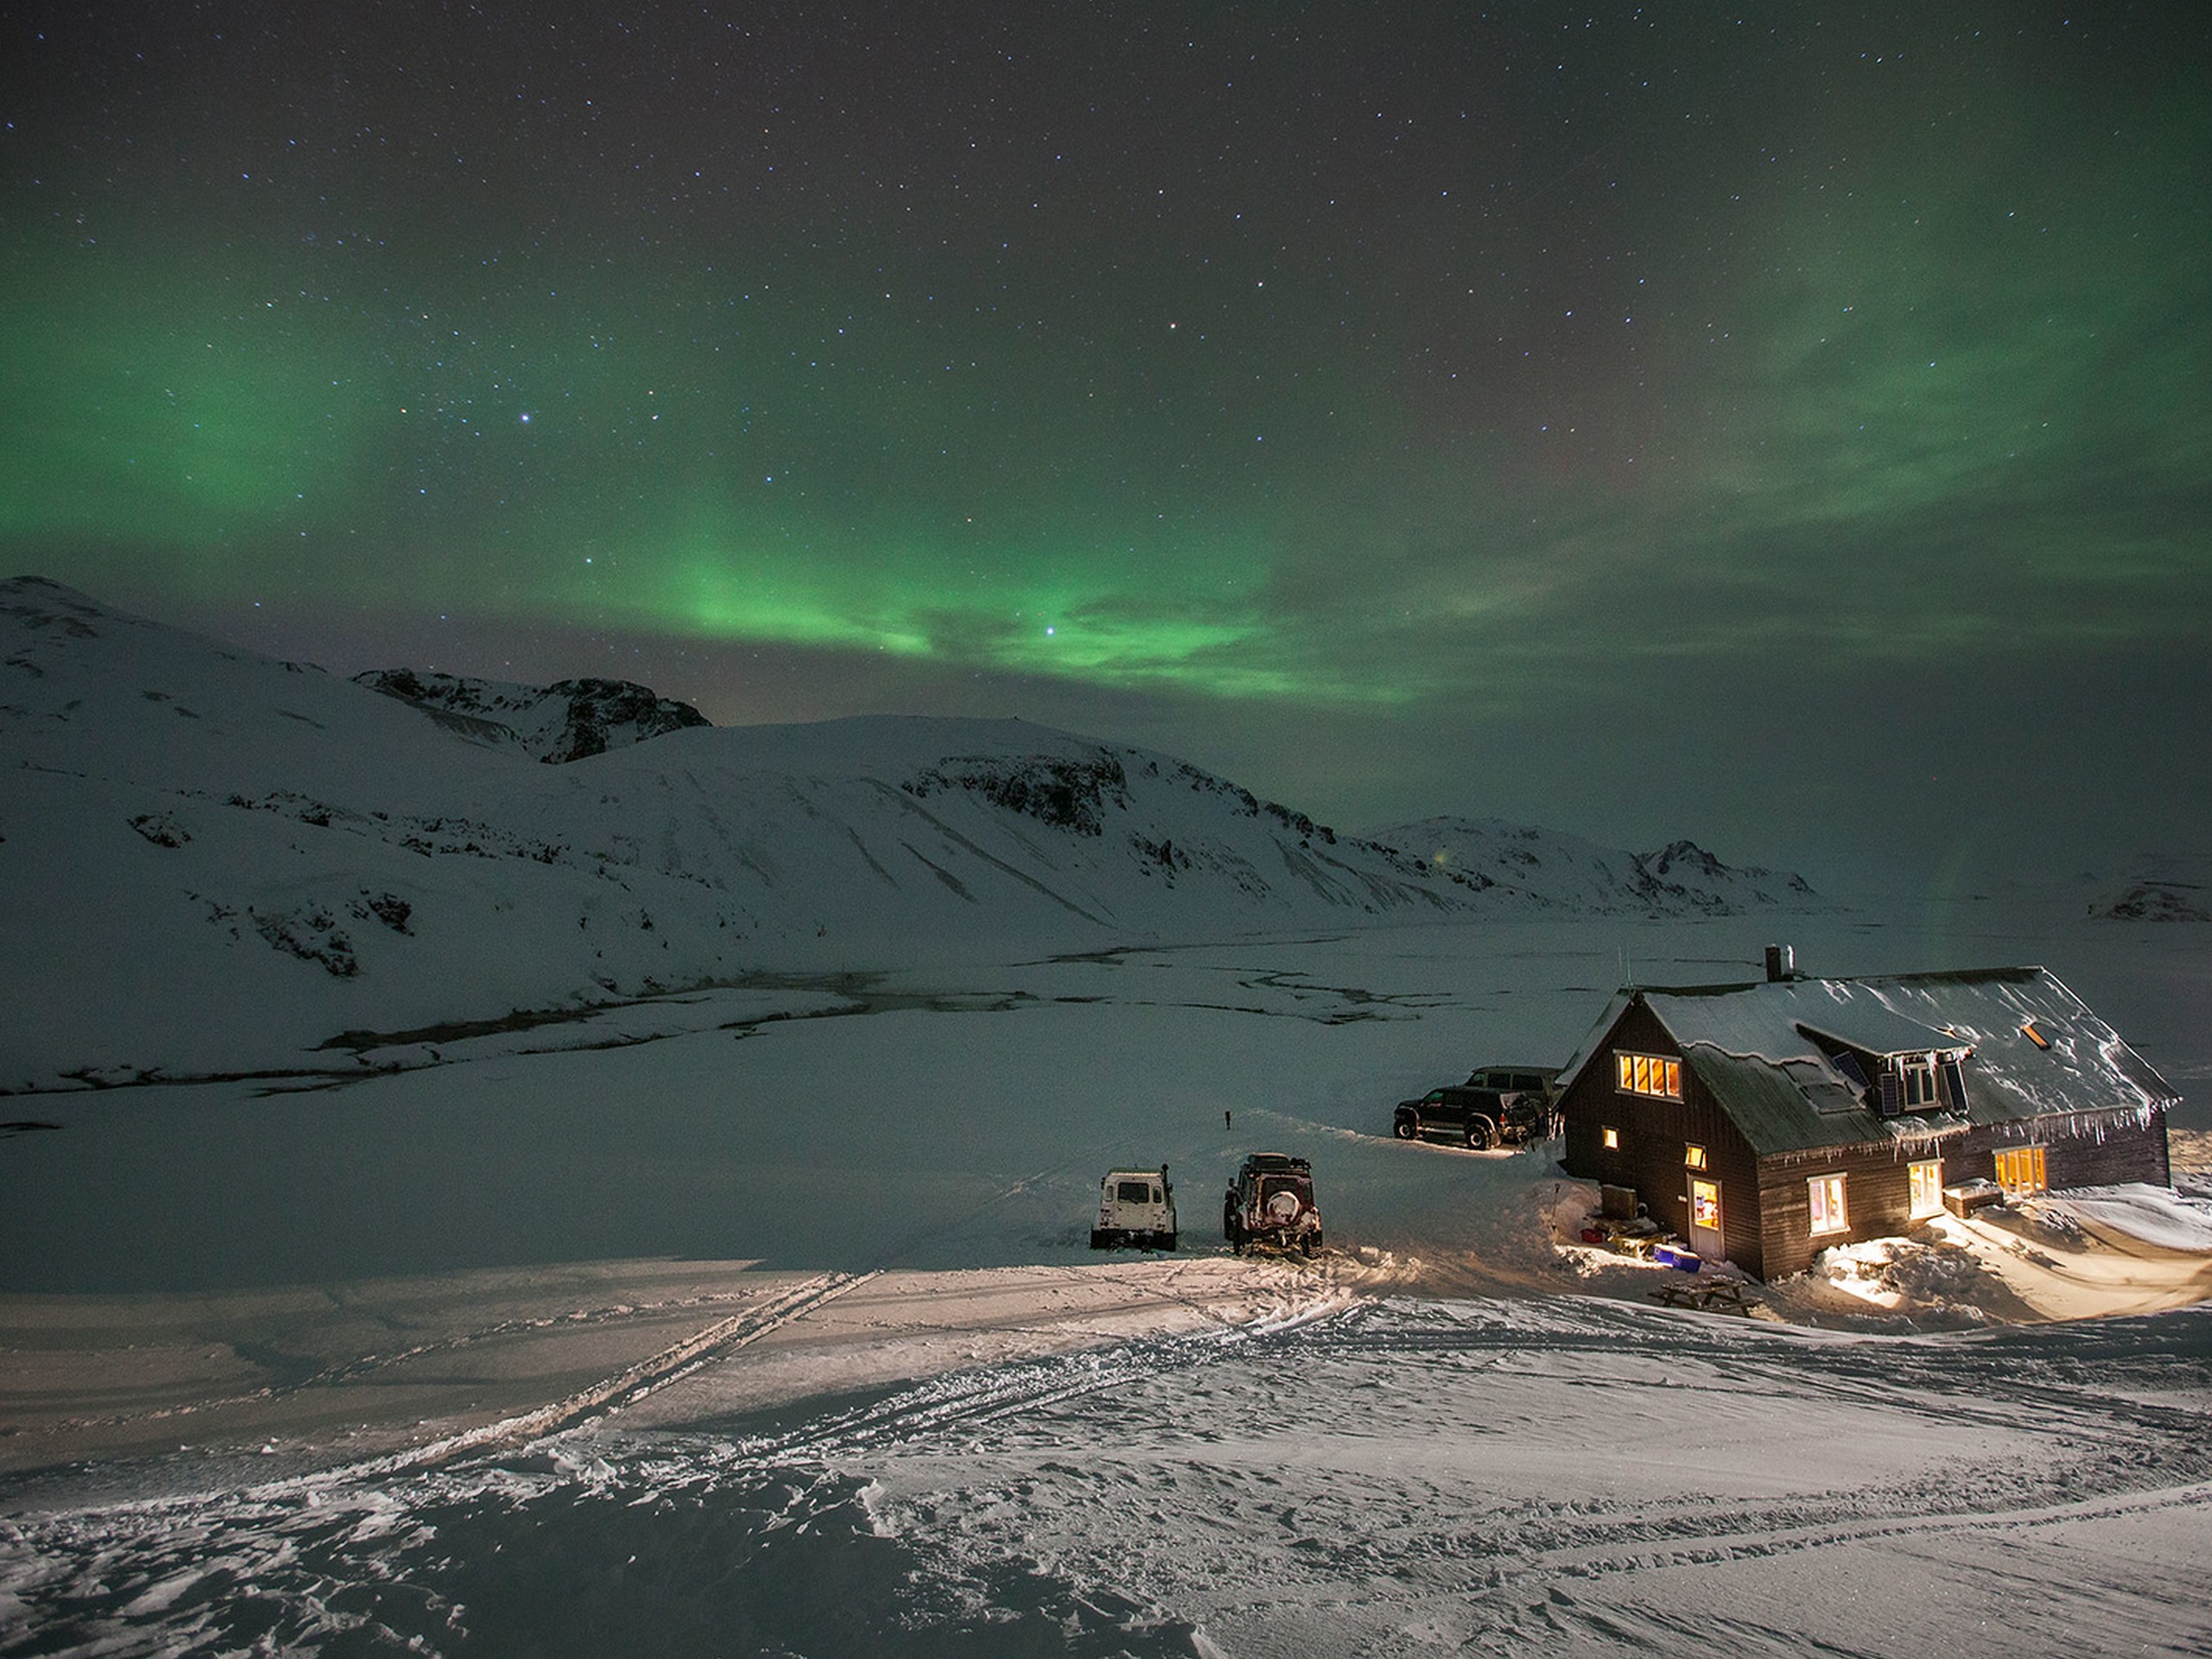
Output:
1559,966,2178,1160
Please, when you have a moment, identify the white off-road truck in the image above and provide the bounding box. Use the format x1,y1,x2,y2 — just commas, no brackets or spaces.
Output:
1090,1166,1178,1250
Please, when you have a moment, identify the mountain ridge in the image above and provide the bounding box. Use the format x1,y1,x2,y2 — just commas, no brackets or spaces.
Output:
353,666,710,762
1,576,1819,1090
1370,814,1821,916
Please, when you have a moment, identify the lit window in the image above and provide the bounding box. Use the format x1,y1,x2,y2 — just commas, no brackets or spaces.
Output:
1602,1127,1619,1150
1994,1146,2047,1195
1808,1174,1848,1235
1691,1179,1719,1230
1909,1160,1944,1219
1615,1052,1682,1100
2021,1020,2050,1050
1685,1144,1707,1170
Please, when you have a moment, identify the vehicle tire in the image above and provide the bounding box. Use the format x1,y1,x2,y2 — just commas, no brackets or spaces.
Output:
1163,1232,1179,1252
1090,1229,1111,1249
1394,1114,1417,1141
1301,1231,1321,1258
1466,1121,1492,1151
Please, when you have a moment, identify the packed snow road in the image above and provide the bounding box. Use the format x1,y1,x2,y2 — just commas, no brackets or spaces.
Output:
6,1294,2210,1657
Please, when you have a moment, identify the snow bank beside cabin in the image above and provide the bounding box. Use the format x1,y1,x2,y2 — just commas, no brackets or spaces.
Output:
2037,1184,2212,1253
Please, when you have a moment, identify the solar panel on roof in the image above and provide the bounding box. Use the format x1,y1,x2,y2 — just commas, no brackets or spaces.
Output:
1941,1057,1968,1109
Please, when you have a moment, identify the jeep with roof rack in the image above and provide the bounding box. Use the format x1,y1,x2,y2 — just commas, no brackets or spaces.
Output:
1224,1152,1323,1256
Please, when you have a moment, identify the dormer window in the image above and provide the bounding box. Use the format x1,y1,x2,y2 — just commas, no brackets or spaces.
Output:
1877,1052,1964,1116
1899,1058,1939,1109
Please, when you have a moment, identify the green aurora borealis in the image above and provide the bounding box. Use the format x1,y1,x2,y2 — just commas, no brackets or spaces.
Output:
4,4,2208,875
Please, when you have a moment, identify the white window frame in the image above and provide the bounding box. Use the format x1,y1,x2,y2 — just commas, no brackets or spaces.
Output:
1899,1060,1938,1109
1908,1160,1944,1220
1808,1174,1848,1236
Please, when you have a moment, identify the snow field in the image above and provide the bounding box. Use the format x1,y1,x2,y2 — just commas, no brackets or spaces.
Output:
4,907,2210,1654
8,1297,2212,1656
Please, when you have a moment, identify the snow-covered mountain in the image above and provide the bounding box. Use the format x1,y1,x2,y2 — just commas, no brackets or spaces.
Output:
2080,855,2212,923
1,577,1813,1090
353,667,709,763
1368,814,1820,914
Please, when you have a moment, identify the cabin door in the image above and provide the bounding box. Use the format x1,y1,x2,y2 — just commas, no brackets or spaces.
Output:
1688,1178,1724,1262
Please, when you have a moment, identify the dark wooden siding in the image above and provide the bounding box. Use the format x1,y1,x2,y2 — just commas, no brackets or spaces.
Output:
1559,999,1767,1276
1756,1147,1933,1281
1942,1109,2171,1192
1756,1108,2169,1280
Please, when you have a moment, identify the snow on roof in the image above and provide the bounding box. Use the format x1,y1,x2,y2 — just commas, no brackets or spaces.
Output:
1643,976,1970,1065
1567,966,2178,1160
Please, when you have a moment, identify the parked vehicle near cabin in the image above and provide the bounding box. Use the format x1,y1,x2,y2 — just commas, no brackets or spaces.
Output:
1466,1065,1563,1099
1224,1152,1323,1256
1091,1166,1178,1250
1393,1064,1561,1149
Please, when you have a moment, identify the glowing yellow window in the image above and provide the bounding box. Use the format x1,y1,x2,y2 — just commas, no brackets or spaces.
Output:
1616,1052,1683,1101
1994,1146,2047,1195
1690,1179,1720,1230
1685,1144,1707,1170
1909,1160,1944,1219
1602,1127,1619,1150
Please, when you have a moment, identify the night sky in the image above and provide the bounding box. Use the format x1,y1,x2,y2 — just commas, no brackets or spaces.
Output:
5,4,2207,886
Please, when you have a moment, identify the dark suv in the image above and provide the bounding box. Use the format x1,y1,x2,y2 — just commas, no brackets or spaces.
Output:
1392,1065,1561,1149
1224,1153,1323,1256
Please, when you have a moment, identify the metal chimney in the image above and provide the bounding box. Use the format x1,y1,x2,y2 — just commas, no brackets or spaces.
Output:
1764,944,1794,982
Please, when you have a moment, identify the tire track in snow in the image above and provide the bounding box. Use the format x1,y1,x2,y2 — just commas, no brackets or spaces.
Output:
1513,1474,2212,1583
1474,1478,2212,1657
24,1281,812,1441
696,1288,1361,1467
354,1270,880,1474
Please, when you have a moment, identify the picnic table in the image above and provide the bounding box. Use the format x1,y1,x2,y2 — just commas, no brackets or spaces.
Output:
1648,1279,1758,1315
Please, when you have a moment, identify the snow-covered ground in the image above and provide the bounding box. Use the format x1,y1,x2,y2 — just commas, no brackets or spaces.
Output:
5,582,2210,1653
4,911,2210,1656
8,1282,2212,1656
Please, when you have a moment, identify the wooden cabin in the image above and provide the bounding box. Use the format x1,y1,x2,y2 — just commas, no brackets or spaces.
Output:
1555,952,2177,1280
